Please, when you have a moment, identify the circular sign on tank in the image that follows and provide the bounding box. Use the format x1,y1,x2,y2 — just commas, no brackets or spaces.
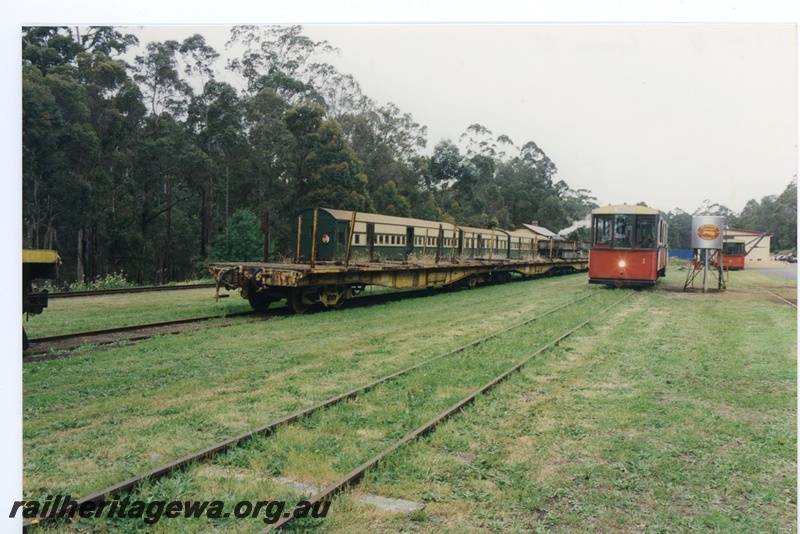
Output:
322,234,330,243
690,216,725,249
697,224,720,241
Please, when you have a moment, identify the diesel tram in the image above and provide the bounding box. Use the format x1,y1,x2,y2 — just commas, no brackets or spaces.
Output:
719,238,746,270
588,205,668,287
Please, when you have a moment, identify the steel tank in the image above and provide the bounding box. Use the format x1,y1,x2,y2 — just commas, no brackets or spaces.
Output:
691,216,725,249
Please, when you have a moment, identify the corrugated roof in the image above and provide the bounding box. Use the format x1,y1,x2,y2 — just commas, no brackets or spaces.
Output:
509,223,561,239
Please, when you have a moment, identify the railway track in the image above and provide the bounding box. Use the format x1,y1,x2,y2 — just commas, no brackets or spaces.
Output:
23,288,446,359
48,283,217,299
727,281,797,310
760,286,798,309
25,274,579,360
23,311,259,360
24,290,632,530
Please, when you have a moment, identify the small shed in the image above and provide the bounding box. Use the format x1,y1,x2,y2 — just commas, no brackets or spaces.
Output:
724,228,772,263
509,221,563,241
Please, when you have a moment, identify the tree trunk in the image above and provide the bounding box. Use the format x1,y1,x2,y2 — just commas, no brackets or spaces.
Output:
163,177,172,283
77,229,85,284
200,186,212,259
138,209,147,285
89,219,98,281
263,209,270,262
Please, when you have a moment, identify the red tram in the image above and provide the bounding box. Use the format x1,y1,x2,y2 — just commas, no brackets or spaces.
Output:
719,238,746,270
589,205,668,287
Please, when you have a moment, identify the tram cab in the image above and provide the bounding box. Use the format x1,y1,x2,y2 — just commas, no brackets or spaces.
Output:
589,205,668,287
719,239,746,270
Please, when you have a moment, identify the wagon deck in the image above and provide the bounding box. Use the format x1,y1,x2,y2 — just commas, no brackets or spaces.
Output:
207,257,588,313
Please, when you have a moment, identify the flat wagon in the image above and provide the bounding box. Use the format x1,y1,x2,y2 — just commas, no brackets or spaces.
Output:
209,208,588,313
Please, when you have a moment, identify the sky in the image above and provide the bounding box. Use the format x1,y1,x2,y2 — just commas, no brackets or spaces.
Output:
2,2,799,529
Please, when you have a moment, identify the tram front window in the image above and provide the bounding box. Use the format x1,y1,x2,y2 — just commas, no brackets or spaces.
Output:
613,214,633,248
636,216,657,248
593,215,614,246
593,214,634,248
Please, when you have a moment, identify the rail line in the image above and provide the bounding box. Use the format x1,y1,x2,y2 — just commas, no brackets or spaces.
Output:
265,292,633,531
23,288,442,358
48,283,217,299
760,287,798,309
23,290,604,530
24,311,258,360
727,281,797,310
25,273,583,360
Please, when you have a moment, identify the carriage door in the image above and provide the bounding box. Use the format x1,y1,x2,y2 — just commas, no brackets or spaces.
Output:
406,226,415,257
366,223,375,260
336,220,349,260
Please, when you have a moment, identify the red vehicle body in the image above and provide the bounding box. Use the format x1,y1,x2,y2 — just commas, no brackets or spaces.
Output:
719,239,746,270
589,205,668,287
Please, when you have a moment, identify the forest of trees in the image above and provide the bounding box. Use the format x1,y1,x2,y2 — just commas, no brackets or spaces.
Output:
22,26,796,285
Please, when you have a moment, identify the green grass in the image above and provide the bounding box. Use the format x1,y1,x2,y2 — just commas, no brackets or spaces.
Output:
24,268,796,532
24,274,592,500
339,268,797,533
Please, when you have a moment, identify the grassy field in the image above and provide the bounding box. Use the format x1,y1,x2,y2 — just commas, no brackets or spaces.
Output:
22,266,796,532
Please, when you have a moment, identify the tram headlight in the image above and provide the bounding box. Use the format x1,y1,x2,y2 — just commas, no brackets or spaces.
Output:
618,260,626,268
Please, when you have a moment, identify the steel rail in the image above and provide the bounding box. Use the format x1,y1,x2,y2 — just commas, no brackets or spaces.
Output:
23,291,597,529
26,312,257,346
728,282,798,310
48,283,217,299
264,292,634,532
761,287,797,310
25,274,584,360
38,275,546,344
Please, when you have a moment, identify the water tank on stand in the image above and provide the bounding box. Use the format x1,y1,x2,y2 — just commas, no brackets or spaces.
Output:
690,216,725,250
685,216,726,293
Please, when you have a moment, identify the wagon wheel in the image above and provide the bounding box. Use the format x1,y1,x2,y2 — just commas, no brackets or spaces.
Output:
289,288,309,314
247,286,274,312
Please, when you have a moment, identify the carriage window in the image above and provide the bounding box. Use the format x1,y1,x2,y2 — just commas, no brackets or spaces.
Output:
354,234,361,244
636,216,657,248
